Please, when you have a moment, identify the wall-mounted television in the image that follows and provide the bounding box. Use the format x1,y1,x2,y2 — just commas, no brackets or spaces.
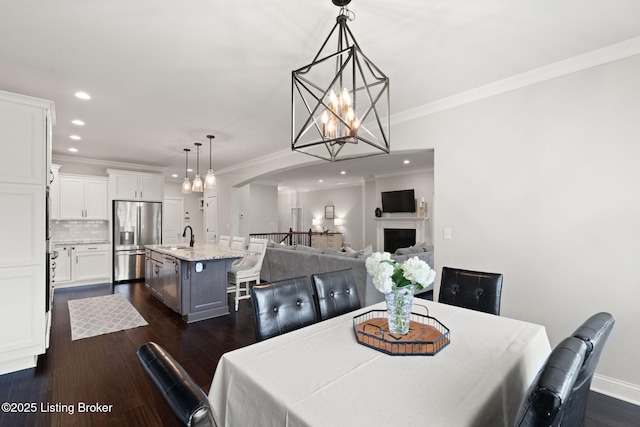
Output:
381,189,416,213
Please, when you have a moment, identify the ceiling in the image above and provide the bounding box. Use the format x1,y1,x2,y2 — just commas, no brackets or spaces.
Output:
2,1,640,187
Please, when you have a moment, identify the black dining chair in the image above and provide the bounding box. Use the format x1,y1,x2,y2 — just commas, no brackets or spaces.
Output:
563,312,616,425
311,268,361,320
514,312,615,427
514,336,588,426
250,276,318,341
438,267,503,315
137,342,216,427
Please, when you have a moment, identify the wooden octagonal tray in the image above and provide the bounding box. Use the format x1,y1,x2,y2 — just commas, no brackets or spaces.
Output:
353,307,450,356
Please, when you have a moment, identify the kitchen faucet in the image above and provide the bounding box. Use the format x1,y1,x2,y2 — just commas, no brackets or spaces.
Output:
182,226,195,247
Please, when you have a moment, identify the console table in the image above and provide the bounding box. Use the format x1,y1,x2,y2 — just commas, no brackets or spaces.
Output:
310,232,342,251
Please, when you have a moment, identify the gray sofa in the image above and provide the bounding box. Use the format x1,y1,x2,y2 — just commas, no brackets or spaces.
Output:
260,244,434,306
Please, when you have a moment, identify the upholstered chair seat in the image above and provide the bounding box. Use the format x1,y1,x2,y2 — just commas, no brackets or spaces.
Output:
227,238,268,311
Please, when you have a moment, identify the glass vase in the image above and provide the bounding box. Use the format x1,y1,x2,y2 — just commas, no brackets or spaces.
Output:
385,284,416,335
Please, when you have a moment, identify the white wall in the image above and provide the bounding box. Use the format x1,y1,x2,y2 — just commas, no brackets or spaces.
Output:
393,54,640,403
232,182,279,240
279,184,364,248
248,183,278,236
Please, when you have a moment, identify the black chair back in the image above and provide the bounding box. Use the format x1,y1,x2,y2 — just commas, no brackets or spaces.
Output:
438,267,503,315
312,268,361,320
137,342,216,427
251,276,318,341
514,336,588,427
563,312,615,425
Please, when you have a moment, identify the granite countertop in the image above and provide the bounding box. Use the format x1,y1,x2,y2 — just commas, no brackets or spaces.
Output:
145,243,251,262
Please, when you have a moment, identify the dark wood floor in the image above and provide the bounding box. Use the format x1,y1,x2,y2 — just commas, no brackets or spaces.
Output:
0,281,637,426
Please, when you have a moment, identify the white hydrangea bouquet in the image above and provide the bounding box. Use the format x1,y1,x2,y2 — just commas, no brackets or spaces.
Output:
365,252,435,294
365,252,436,334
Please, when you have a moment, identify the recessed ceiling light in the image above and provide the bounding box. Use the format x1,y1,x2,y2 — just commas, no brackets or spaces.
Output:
72,119,85,126
171,174,178,178
403,160,410,164
68,148,78,153
340,171,346,175
75,92,91,100
70,135,81,140
318,179,323,183
187,168,193,172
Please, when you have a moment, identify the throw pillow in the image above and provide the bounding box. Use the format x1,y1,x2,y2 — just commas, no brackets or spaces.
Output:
395,246,426,255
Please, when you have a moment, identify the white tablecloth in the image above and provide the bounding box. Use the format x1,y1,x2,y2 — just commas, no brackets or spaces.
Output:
208,300,550,427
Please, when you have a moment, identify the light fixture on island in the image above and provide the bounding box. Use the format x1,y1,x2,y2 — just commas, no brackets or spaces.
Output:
204,135,216,189
181,148,192,194
192,142,203,193
291,0,390,162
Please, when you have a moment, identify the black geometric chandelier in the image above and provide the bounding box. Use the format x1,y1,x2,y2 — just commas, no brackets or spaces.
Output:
291,0,390,162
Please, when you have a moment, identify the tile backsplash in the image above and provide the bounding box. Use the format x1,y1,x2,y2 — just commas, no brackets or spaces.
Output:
51,220,109,243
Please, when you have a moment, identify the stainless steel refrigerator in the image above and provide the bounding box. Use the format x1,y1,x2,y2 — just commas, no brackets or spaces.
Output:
113,200,162,282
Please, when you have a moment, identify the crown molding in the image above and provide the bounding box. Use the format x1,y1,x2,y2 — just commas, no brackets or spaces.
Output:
278,180,364,194
52,154,167,174
373,165,432,180
392,36,640,125
216,148,295,175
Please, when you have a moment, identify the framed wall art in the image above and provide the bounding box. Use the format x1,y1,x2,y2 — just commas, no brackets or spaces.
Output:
324,205,334,219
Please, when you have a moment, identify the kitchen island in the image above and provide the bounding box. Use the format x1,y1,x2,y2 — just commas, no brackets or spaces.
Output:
145,244,249,322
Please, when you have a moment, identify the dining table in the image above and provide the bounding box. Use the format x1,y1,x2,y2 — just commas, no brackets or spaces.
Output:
208,300,551,427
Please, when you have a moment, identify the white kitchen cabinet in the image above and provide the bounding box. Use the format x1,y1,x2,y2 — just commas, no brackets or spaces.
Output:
107,169,164,201
0,92,47,186
53,243,110,288
59,175,108,220
74,245,110,282
0,89,52,375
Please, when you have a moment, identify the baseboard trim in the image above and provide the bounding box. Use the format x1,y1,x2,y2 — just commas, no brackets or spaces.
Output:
592,374,640,406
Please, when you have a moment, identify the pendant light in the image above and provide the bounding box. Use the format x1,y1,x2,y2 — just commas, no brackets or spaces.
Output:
291,0,390,162
192,142,203,193
181,148,192,194
204,135,216,189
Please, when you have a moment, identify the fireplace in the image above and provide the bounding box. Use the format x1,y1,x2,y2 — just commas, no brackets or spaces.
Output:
373,216,430,252
384,228,416,253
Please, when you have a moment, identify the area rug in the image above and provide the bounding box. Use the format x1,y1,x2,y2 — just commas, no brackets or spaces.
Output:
68,294,148,341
